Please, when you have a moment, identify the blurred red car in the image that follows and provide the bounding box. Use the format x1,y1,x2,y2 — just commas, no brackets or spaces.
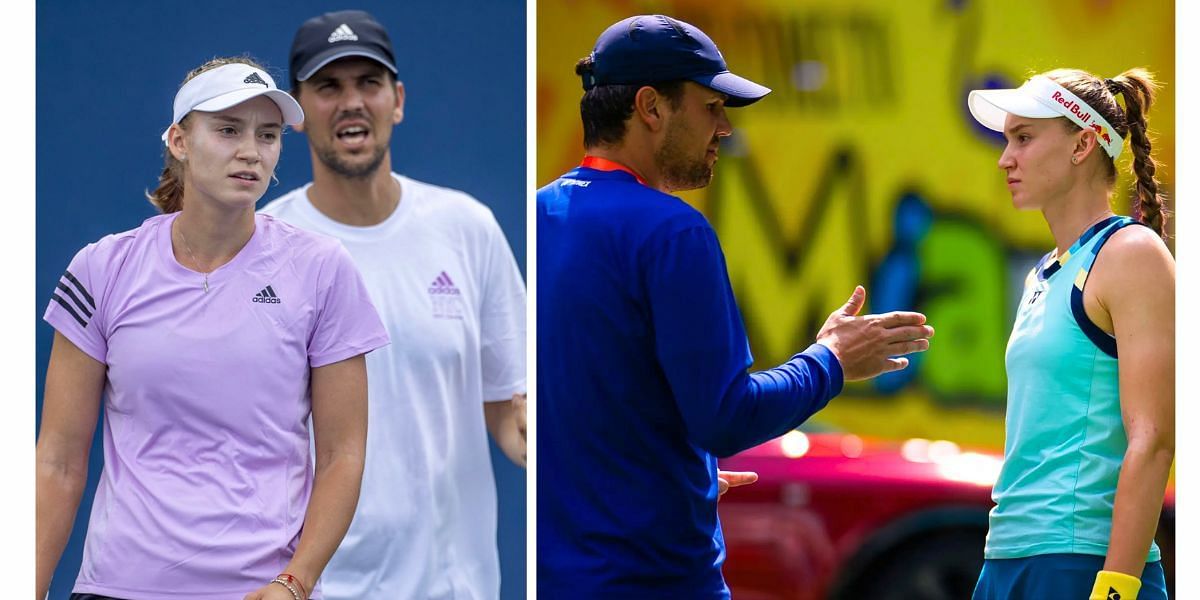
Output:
718,429,1175,600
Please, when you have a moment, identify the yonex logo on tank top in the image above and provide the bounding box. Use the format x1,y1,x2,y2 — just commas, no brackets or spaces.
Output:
328,24,358,43
243,72,268,87
252,285,282,304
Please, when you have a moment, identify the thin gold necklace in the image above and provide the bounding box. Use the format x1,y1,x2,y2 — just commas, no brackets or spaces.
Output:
175,221,212,293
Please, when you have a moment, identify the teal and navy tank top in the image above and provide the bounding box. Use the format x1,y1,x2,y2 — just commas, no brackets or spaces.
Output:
986,216,1160,561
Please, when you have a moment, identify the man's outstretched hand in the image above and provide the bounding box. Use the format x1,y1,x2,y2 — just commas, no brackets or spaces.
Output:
816,286,934,381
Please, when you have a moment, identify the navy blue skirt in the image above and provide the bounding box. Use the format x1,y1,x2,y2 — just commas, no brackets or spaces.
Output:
973,554,1167,599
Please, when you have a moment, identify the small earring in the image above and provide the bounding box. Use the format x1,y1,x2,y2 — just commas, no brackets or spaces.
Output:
180,153,187,161
1071,156,1078,164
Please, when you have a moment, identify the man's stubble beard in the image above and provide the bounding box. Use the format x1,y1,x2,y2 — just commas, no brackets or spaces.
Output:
315,143,389,180
654,118,714,192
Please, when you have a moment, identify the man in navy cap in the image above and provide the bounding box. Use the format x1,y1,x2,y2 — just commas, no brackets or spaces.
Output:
537,15,935,597
261,9,527,600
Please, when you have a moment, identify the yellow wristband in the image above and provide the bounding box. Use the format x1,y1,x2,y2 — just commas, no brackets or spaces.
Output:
1089,570,1141,600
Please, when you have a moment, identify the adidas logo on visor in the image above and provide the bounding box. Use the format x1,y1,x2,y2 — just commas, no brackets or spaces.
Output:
328,24,358,43
243,72,267,87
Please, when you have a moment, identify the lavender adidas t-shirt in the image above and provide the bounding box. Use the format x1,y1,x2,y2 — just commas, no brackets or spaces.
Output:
43,212,389,599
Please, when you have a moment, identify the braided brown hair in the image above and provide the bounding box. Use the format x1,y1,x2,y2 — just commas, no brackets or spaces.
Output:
146,56,268,213
1041,68,1167,238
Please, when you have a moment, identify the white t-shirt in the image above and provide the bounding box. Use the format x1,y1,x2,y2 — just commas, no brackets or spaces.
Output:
260,173,526,600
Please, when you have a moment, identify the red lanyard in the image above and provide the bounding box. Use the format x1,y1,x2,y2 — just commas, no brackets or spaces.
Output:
579,156,648,186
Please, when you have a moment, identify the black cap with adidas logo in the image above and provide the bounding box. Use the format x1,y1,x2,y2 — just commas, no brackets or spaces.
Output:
290,9,398,85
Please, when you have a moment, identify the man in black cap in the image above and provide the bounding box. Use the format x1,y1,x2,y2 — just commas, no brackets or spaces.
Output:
261,9,527,600
537,14,934,597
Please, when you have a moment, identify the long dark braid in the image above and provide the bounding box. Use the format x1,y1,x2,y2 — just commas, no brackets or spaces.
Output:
1043,68,1168,238
1106,70,1166,237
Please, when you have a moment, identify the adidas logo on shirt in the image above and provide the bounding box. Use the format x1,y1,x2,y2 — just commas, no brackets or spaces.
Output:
252,285,282,304
328,24,358,43
428,271,464,320
428,271,461,296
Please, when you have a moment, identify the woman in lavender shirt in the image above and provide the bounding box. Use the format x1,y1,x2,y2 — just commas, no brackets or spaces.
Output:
36,57,389,600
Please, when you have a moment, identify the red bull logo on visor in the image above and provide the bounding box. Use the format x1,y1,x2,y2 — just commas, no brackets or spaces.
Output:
1090,123,1113,145
1050,90,1092,124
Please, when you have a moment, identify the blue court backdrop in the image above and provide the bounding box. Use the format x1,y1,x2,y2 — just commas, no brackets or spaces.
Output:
35,1,526,598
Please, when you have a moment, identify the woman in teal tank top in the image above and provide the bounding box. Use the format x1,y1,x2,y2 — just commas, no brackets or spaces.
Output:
966,68,1175,600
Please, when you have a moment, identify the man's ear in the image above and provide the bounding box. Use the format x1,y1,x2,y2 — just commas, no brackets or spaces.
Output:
632,85,668,133
289,89,307,133
393,80,406,125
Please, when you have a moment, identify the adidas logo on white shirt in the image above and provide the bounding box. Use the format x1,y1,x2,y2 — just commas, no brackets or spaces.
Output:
428,271,464,319
328,24,359,43
428,271,461,296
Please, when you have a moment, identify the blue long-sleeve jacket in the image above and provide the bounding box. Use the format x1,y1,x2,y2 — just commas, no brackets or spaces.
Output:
537,166,843,599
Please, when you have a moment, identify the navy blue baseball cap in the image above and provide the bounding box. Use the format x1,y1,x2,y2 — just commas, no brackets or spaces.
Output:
582,15,771,107
290,10,398,83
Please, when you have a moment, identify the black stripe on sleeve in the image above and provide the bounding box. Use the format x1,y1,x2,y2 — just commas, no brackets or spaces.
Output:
63,271,96,309
50,293,89,328
55,282,93,318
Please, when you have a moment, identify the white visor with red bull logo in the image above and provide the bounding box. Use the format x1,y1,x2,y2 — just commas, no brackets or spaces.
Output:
968,76,1123,159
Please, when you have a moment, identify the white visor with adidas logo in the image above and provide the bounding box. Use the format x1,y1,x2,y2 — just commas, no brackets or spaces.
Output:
162,63,304,144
